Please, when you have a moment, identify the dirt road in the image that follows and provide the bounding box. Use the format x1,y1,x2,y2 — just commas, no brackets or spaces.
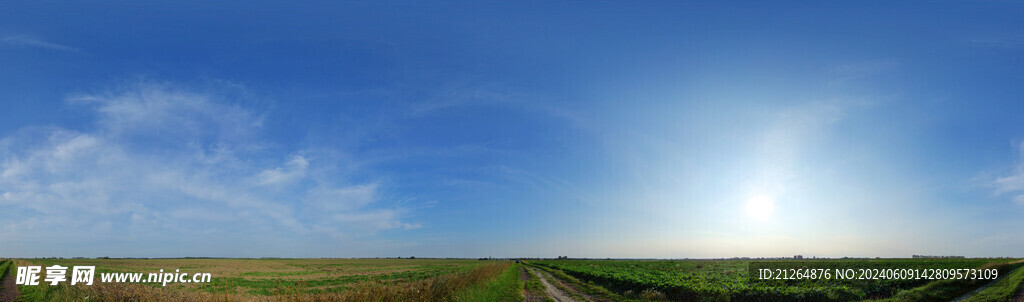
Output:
527,267,578,302
0,265,17,302
521,266,546,302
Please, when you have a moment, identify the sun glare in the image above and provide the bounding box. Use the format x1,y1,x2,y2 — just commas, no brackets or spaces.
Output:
746,194,775,220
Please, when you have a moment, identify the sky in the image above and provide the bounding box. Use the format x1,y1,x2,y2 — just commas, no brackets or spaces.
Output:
1,1,1024,259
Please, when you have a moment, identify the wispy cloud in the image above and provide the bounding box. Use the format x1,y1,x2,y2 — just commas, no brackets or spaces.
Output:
991,142,1024,205
405,82,590,130
408,83,513,117
1,35,78,52
829,59,897,86
0,81,418,256
969,35,1024,49
256,155,309,186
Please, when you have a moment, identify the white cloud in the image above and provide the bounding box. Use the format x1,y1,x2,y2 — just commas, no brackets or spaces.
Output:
305,183,379,211
70,83,262,146
1,35,78,52
992,142,1024,205
256,155,309,185
333,210,422,231
994,173,1024,195
1013,195,1024,206
0,82,418,256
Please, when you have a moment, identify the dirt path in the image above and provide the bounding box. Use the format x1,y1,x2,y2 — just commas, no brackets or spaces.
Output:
521,266,546,302
0,264,18,302
527,267,578,302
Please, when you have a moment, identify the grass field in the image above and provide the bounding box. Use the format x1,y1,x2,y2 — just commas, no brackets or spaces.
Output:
7,258,1024,301
10,258,522,301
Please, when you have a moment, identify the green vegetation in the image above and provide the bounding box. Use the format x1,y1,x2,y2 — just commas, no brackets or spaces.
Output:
0,259,12,281
0,259,13,297
11,258,515,301
961,263,1024,302
9,258,1024,301
451,263,523,301
10,259,56,302
880,260,1024,302
532,258,1023,301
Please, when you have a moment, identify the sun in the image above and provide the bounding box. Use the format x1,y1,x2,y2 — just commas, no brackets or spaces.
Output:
746,194,775,220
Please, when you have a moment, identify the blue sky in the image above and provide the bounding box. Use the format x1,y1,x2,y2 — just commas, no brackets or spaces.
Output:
2,1,1024,258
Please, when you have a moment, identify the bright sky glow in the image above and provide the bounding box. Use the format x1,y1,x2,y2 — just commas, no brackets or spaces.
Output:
1,2,1024,259
746,195,775,220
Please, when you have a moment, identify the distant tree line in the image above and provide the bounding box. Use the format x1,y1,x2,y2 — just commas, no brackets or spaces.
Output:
912,255,965,259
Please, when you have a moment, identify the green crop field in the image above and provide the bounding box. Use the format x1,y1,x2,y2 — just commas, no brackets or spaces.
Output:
6,257,1024,301
526,258,1024,301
